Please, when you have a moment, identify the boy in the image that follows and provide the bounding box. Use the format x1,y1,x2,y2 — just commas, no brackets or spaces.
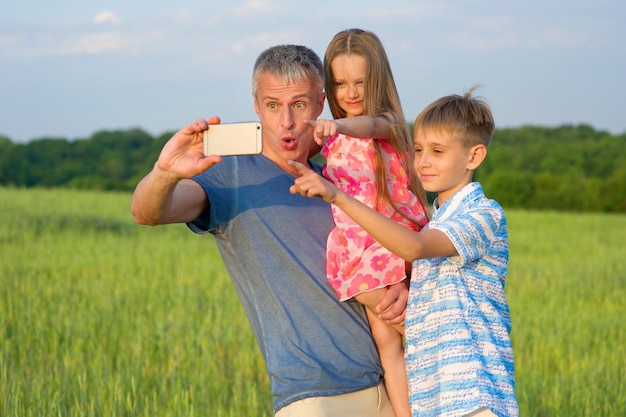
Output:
290,86,519,416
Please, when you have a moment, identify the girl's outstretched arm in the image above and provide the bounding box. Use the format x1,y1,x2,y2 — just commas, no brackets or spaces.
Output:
334,115,392,139
307,115,392,146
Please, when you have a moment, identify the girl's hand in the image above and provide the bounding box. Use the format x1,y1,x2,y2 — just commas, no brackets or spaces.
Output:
288,160,339,203
305,119,338,146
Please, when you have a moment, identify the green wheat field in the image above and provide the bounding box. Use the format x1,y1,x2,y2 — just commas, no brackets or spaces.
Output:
1,187,625,416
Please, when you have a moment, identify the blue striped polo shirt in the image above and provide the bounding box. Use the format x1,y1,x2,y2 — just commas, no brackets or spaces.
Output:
405,182,519,417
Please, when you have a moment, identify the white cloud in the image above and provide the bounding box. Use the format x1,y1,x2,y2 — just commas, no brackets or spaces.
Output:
94,10,122,25
72,32,127,54
0,31,134,59
54,33,126,56
0,34,25,49
233,0,274,15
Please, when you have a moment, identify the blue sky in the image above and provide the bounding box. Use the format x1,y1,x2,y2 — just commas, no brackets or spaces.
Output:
1,0,625,143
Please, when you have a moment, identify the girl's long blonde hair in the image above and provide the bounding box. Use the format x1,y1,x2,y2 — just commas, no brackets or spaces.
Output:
324,28,429,220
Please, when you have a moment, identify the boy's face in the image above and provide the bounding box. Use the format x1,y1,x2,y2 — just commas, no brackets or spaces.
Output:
413,127,480,205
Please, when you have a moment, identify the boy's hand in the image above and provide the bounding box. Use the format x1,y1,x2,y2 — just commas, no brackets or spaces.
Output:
288,160,339,203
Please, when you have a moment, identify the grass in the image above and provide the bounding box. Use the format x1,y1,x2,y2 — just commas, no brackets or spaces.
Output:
1,187,625,416
1,188,271,416
506,211,626,416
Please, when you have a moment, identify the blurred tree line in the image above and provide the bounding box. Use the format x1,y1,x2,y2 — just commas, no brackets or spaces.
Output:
0,124,624,212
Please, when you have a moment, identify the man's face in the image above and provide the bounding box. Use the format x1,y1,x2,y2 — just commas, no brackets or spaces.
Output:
254,72,325,174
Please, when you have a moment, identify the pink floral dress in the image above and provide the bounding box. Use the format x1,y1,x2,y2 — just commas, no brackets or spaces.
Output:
322,134,429,301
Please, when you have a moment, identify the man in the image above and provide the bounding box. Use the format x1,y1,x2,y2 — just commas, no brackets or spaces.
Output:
131,44,408,416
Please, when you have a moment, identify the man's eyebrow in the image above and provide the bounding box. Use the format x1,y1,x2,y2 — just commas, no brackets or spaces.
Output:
260,93,311,101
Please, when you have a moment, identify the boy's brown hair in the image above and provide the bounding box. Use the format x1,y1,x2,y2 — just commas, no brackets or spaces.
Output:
414,85,495,148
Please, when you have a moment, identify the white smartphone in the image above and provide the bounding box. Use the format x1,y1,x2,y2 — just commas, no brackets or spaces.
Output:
203,122,263,156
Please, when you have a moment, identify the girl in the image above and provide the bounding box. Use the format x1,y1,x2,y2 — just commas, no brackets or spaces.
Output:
309,29,429,417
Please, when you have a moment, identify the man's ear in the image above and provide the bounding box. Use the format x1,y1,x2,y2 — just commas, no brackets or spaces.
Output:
316,92,327,118
467,144,487,170
253,98,260,117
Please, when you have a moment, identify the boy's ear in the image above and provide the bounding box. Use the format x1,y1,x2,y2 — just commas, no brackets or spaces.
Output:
467,144,487,170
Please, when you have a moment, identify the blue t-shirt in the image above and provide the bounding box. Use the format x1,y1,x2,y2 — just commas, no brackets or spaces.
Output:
188,155,382,412
405,182,519,417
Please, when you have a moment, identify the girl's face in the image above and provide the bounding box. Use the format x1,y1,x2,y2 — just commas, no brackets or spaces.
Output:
330,54,367,118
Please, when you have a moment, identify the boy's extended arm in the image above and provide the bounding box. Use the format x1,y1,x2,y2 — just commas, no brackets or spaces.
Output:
330,189,455,260
290,160,457,261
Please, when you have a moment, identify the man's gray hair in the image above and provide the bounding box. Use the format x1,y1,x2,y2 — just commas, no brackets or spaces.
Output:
252,44,324,96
